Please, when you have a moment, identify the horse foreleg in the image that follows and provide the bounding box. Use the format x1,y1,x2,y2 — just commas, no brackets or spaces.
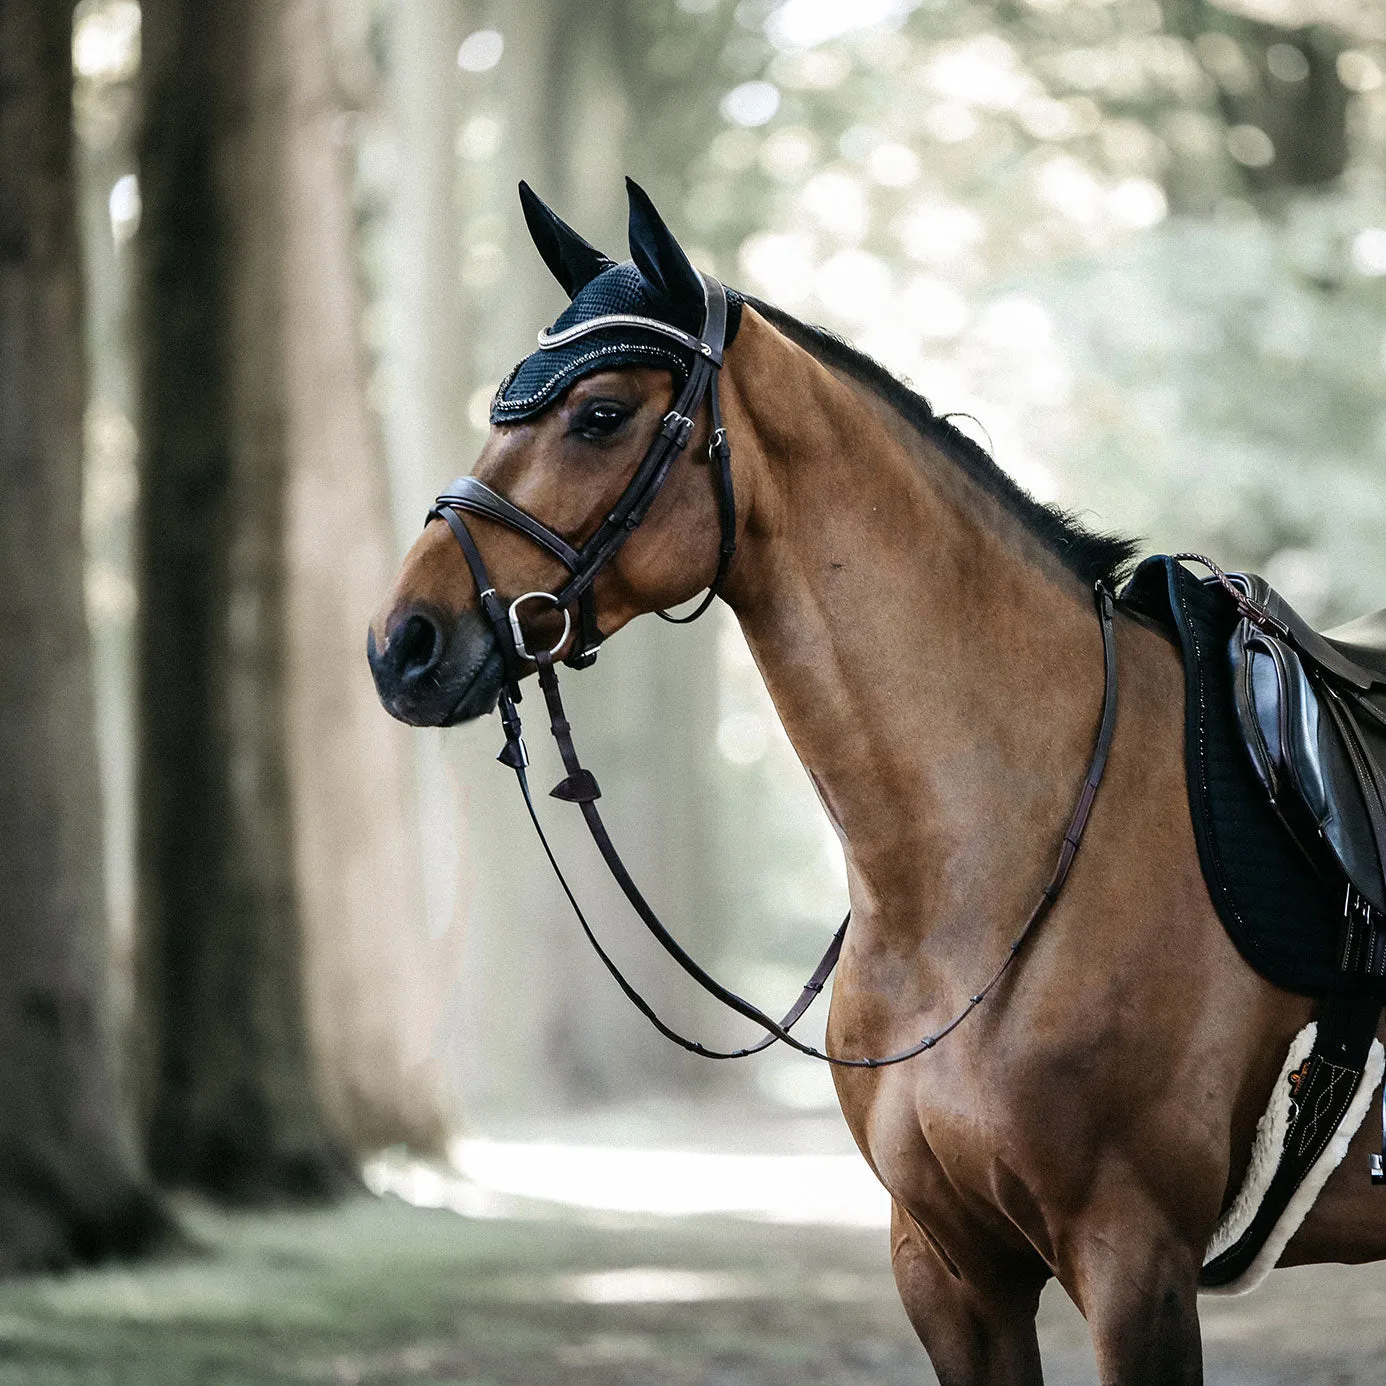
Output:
1065,1213,1203,1386
889,1202,1046,1386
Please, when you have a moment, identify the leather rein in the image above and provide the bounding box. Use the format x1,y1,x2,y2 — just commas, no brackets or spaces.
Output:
427,275,1121,1066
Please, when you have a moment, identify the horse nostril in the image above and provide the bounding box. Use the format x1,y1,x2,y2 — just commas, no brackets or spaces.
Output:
395,612,442,682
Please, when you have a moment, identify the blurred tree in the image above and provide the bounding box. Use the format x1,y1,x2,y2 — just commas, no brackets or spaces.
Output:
71,0,143,1002
0,0,166,1268
133,0,354,1200
283,0,456,1157
426,0,739,1116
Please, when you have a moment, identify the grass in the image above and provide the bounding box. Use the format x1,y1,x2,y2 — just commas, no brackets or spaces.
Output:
3,1189,1386,1384
0,1195,920,1386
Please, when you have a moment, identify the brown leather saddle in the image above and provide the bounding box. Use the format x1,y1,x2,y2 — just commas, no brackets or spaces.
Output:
1225,571,1386,949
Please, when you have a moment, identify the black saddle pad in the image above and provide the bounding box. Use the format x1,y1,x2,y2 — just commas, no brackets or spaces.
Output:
1121,556,1338,993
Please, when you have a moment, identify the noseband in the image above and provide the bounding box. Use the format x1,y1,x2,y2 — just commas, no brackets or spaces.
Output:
425,280,1122,1067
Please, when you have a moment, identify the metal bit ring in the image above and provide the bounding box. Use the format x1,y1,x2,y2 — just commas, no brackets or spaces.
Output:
507,591,572,662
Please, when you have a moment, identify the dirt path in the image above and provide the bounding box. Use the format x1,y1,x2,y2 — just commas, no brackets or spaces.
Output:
0,1196,1381,1384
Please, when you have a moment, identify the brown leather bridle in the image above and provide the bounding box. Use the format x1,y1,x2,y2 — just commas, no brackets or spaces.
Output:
426,276,1121,1066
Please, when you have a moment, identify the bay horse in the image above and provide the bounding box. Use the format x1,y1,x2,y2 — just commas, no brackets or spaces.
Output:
368,181,1386,1384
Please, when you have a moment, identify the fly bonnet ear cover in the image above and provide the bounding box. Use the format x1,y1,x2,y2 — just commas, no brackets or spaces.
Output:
491,178,744,424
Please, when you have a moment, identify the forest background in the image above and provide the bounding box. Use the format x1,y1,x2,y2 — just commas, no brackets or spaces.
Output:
2,0,1385,1291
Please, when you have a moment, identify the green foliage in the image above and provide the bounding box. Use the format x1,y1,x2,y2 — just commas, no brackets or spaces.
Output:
646,0,1386,614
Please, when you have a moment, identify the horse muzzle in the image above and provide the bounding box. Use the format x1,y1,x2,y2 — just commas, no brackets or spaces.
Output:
367,605,505,726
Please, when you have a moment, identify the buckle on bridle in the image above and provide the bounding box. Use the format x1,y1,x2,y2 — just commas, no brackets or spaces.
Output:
661,410,694,445
508,591,572,663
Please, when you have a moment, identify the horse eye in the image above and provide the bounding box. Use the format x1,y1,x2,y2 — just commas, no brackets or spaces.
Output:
573,401,630,440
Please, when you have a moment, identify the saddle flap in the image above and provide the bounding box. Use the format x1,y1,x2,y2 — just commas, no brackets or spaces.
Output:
1230,619,1386,913
1325,608,1386,685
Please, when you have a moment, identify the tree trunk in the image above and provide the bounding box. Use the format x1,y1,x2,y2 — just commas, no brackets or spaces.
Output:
439,0,729,1118
1160,0,1348,200
0,0,166,1269
134,0,352,1201
283,0,456,1157
379,0,485,1117
536,0,725,1102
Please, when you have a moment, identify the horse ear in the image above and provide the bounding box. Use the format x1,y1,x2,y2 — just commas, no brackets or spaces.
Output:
518,181,615,299
626,177,704,317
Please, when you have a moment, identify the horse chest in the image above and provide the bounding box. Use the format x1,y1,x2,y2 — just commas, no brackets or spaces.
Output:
843,1070,1051,1276
839,1047,985,1199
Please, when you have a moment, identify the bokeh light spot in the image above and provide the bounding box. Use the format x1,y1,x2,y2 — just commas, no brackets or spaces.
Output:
904,275,969,338
72,0,140,83
816,249,892,323
738,231,816,303
923,102,980,144
718,712,769,765
467,387,494,432
1351,229,1386,278
895,202,985,263
765,0,915,52
801,169,868,240
457,30,504,73
722,80,782,127
866,142,920,187
771,48,852,90
456,114,502,161
1266,43,1309,84
1337,51,1383,93
760,127,819,181
108,172,140,244
925,35,1031,111
1226,124,1274,169
1108,178,1167,229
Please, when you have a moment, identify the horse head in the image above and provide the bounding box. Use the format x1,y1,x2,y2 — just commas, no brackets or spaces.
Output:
368,179,754,727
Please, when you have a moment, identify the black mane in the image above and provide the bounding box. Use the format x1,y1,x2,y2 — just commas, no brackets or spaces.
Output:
742,296,1139,590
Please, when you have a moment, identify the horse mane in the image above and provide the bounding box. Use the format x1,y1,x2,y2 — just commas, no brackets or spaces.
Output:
741,295,1139,591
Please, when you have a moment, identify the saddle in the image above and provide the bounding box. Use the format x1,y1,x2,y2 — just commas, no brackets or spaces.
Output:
1123,556,1386,1287
1225,572,1386,948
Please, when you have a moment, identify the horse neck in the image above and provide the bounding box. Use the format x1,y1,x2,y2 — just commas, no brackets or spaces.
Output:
721,325,1108,954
